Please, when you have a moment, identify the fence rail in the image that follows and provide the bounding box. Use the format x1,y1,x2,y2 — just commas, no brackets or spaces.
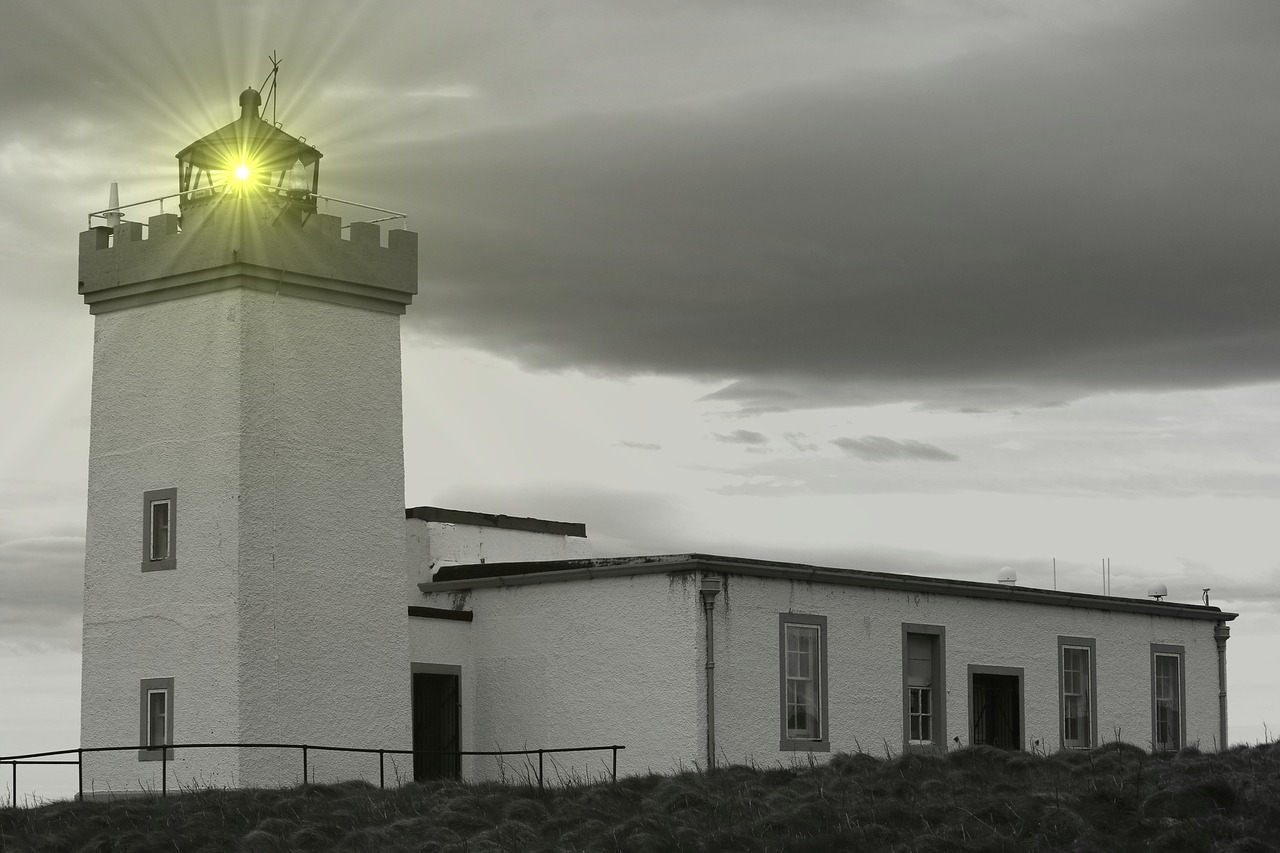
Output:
1,741,625,808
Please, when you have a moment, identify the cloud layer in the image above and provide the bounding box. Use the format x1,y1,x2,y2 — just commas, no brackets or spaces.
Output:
8,2,1279,413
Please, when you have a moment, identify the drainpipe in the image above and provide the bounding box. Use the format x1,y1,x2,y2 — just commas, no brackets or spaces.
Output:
1214,621,1230,750
700,577,721,770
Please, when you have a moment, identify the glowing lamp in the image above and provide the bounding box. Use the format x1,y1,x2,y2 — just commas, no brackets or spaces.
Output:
176,87,322,212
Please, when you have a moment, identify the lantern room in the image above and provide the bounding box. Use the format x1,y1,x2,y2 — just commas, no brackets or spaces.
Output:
175,87,322,213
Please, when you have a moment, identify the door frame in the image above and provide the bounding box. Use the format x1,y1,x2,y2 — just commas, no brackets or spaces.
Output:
967,664,1024,750
411,662,462,780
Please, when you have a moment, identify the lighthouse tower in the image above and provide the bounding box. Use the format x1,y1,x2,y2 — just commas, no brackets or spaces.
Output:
77,87,416,792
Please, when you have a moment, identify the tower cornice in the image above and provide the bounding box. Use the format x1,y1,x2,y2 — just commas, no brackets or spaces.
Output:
78,200,418,315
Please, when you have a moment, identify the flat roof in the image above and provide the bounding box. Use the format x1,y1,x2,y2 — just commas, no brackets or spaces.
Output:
424,553,1236,623
405,505,587,538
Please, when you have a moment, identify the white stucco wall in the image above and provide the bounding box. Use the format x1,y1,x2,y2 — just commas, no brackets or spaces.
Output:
404,518,592,602
707,573,1227,766
80,207,414,793
412,565,1229,781
234,288,411,787
413,572,703,782
81,289,246,793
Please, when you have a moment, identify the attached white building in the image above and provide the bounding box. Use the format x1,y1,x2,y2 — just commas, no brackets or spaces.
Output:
72,86,1237,796
406,508,1235,783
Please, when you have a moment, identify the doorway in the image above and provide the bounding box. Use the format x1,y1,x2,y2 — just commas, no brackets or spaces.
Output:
970,668,1023,750
413,670,461,780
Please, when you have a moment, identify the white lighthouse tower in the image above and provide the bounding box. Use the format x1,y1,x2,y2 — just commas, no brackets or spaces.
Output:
77,86,416,793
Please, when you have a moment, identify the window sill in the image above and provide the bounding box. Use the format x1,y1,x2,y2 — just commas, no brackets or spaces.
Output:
142,559,176,573
779,738,830,752
905,741,944,754
138,748,174,762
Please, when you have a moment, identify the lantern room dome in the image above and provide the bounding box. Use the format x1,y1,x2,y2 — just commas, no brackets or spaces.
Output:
176,87,322,212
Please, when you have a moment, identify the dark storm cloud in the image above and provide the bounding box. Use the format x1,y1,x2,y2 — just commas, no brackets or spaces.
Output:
381,2,1280,409
7,2,1280,411
832,436,959,463
713,430,769,446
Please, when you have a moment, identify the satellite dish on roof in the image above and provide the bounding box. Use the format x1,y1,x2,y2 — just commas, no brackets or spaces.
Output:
997,567,1017,585
1148,582,1168,601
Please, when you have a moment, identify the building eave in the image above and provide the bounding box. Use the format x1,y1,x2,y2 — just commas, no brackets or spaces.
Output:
420,552,1238,623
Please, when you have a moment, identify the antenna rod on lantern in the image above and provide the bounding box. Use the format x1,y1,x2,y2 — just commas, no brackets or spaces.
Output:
258,51,282,125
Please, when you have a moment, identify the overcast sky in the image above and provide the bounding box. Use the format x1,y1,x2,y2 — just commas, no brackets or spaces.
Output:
3,0,1278,799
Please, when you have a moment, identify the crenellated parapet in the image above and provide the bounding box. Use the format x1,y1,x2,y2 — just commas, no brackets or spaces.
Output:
78,197,418,315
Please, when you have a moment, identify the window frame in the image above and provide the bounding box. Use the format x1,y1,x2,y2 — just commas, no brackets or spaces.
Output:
1058,636,1097,750
901,623,947,751
1151,644,1186,752
778,613,829,752
138,677,174,761
141,488,177,572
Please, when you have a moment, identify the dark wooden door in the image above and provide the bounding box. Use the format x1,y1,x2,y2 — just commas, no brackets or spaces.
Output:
413,673,460,780
972,673,1021,750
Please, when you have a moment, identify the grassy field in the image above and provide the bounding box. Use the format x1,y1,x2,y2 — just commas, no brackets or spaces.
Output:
2,741,1278,852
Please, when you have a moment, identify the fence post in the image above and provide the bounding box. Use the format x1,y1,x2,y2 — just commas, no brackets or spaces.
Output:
379,750,385,790
161,747,168,798
538,750,544,791
10,762,15,809
612,747,618,783
78,749,84,803
302,745,309,785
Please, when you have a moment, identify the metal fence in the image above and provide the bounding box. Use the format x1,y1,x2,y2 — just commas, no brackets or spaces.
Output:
1,741,626,808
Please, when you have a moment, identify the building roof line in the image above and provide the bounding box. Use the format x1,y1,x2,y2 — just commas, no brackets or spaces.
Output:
405,505,587,537
421,553,1238,622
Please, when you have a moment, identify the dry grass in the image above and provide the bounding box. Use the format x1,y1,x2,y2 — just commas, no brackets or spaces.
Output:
2,741,1279,852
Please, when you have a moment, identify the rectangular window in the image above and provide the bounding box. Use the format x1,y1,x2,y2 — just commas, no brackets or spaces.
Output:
902,624,947,750
141,488,177,572
1152,644,1185,751
138,677,174,761
1058,636,1097,749
778,613,829,751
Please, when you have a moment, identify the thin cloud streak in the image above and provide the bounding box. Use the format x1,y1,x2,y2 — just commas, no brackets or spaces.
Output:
713,430,769,446
832,436,959,463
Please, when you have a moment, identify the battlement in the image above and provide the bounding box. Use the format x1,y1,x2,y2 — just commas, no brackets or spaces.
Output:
78,198,418,315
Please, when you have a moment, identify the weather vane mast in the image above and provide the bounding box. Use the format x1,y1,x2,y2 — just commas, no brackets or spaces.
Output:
258,51,283,127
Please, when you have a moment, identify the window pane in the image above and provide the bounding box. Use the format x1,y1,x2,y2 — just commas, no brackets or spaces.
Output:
1062,646,1091,748
785,624,820,740
1155,654,1181,750
907,634,933,687
908,686,933,743
150,501,170,561
148,691,167,747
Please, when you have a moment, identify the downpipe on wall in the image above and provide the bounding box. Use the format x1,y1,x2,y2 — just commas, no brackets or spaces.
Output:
700,577,721,770
1214,621,1230,750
